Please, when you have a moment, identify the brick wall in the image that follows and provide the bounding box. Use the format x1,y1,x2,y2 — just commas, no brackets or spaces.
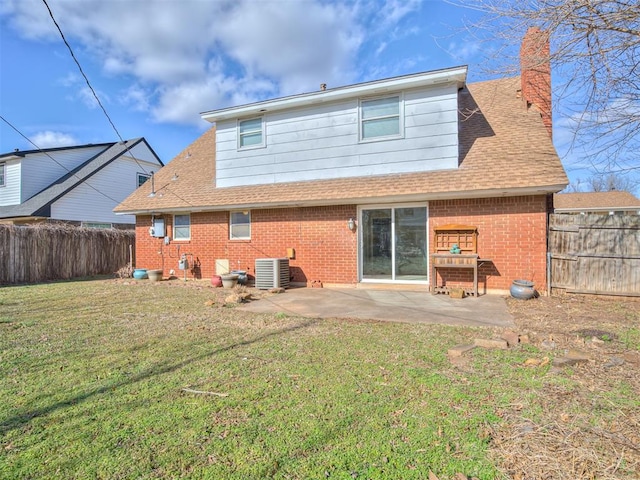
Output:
135,195,548,292
135,205,358,285
520,26,552,138
429,195,549,292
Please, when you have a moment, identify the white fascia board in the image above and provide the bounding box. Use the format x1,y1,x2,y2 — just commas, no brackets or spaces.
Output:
0,154,24,161
115,184,562,216
201,66,468,123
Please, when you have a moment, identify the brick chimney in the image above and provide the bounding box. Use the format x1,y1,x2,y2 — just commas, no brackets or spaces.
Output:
520,27,552,138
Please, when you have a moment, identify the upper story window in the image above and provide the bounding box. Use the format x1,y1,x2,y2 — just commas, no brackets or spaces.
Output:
0,163,5,187
360,95,402,141
230,211,251,240
173,214,191,241
238,117,264,149
137,173,150,187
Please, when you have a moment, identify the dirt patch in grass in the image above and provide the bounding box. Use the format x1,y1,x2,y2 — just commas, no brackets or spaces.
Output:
491,295,640,479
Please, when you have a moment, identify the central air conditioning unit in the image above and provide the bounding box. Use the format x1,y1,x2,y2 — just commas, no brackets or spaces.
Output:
255,258,290,290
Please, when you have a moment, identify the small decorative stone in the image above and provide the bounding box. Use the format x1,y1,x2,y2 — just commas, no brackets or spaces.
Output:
604,357,624,368
566,349,590,361
447,344,476,357
474,338,509,350
540,340,557,350
553,356,588,367
501,330,520,347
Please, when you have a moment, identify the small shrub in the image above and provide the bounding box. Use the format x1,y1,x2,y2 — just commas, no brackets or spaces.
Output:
116,265,133,279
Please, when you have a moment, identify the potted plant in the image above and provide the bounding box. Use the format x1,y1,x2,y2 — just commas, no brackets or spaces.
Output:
133,268,148,279
220,273,239,288
147,269,163,282
510,279,536,299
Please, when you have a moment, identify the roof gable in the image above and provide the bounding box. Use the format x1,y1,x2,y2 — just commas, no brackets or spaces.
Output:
0,138,162,220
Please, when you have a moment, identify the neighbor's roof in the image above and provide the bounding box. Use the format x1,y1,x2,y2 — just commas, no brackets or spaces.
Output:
554,191,640,212
115,76,569,215
1,138,161,220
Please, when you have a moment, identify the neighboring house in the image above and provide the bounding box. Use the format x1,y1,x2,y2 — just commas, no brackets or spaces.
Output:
0,138,163,228
554,191,640,214
116,28,568,293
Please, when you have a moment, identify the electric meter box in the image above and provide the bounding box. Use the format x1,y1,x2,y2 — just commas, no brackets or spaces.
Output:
179,258,188,270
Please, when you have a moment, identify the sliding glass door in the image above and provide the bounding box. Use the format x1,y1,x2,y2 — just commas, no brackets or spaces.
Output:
361,205,427,282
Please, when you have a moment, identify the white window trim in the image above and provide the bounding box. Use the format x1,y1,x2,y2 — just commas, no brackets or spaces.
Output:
357,202,429,285
137,172,150,188
237,117,265,150
0,163,5,187
173,213,191,241
229,210,251,240
358,94,404,143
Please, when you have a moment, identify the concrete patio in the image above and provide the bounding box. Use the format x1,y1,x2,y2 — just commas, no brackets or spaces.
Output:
240,287,514,327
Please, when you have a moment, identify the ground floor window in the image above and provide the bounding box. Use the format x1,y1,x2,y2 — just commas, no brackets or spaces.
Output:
360,205,427,282
173,214,190,240
230,211,251,240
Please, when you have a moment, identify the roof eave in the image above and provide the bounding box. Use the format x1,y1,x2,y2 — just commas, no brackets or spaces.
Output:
201,66,468,123
116,184,564,216
555,206,640,213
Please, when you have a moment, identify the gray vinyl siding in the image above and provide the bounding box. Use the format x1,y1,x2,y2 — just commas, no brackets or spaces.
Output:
0,160,22,206
20,146,106,202
215,84,459,188
50,155,159,224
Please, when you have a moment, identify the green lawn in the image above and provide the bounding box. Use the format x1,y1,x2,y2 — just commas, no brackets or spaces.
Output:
0,279,570,479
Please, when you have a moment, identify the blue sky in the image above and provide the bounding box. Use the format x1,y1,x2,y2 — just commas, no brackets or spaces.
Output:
0,0,616,190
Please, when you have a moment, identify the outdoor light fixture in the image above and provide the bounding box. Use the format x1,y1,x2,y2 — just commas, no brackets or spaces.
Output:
171,172,179,181
148,171,156,198
347,218,356,231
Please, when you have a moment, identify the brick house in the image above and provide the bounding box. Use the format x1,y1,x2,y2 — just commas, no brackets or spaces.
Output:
115,28,567,294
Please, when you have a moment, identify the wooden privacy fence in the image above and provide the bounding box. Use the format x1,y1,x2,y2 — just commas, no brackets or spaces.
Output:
0,224,135,285
549,213,640,296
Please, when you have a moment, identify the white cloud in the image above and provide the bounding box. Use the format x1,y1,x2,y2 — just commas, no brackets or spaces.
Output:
32,131,78,148
215,0,363,95
120,84,151,113
377,0,422,28
2,0,420,125
446,40,482,63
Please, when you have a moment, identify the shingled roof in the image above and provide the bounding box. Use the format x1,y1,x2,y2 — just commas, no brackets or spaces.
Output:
554,191,640,212
115,76,568,215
